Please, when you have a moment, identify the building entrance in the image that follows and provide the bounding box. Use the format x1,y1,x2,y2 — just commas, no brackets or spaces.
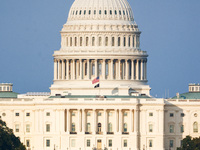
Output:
97,139,102,150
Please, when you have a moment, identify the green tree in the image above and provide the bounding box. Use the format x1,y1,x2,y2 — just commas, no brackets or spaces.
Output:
177,136,200,150
0,119,26,150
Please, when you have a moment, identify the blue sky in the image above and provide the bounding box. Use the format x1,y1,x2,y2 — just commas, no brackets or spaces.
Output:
0,0,200,98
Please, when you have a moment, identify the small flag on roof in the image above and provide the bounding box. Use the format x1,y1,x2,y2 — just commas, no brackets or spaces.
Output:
92,77,99,84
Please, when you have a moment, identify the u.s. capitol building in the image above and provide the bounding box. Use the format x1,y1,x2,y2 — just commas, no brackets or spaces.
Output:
0,0,200,150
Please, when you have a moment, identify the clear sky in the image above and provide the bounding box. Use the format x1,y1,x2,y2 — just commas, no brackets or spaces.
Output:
0,0,200,98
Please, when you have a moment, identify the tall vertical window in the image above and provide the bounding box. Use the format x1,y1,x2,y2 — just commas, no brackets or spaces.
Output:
86,123,91,132
118,37,121,46
66,37,68,46
128,36,130,47
181,125,184,133
99,10,101,14
46,124,50,132
169,125,174,133
105,62,109,77
85,62,87,76
75,37,77,46
80,37,82,46
94,10,96,15
92,63,95,75
112,37,115,46
70,37,72,46
170,140,174,148
105,37,108,46
92,37,95,46
108,123,112,132
149,140,153,147
46,139,50,147
99,37,102,46
72,123,76,132
123,139,127,147
26,124,30,133
132,36,135,47
71,139,76,147
86,37,89,46
98,62,102,76
87,139,90,147
98,123,102,133
123,123,128,132
123,37,126,46
193,122,198,133
15,124,19,132
26,140,30,147
149,124,153,132
108,139,112,147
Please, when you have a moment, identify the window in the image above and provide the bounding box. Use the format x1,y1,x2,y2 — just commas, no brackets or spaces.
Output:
108,123,112,132
149,124,153,132
79,10,82,15
169,125,174,133
119,10,121,15
123,123,127,132
26,124,30,132
132,36,135,47
98,112,101,116
124,112,127,116
181,113,185,117
105,62,109,76
15,124,19,132
98,62,102,76
79,37,82,46
112,37,115,46
92,63,95,75
193,122,198,133
70,37,72,46
76,10,78,15
26,140,30,147
99,10,101,14
26,113,30,117
123,139,127,147
170,140,174,148
84,62,87,76
108,112,112,116
2,113,6,116
46,124,50,132
84,10,86,15
110,10,112,15
72,112,75,116
71,139,76,147
86,37,89,46
123,10,125,15
149,140,153,147
46,112,50,116
123,37,126,46
105,37,108,46
115,10,117,15
15,113,19,116
46,139,50,147
128,36,130,47
94,10,96,15
149,112,153,116
108,139,112,147
89,10,91,15
170,113,174,117
98,123,102,132
87,139,90,147
118,37,121,46
180,125,184,133
72,123,76,132
87,112,91,116
194,113,198,117
92,37,95,46
86,123,91,132
75,37,77,46
105,10,107,15
99,37,102,46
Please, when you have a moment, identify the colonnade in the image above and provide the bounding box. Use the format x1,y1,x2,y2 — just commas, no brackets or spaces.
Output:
54,59,147,81
64,109,139,134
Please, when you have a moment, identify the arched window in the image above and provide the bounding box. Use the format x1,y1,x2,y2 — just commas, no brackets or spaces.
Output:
86,37,89,46
98,123,101,132
86,123,91,132
72,123,76,132
118,37,121,46
105,37,108,46
193,122,198,133
99,37,102,46
92,37,95,46
80,37,82,46
123,123,127,132
108,123,112,132
112,37,115,46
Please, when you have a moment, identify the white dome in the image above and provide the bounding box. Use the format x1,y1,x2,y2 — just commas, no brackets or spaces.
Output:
67,0,134,25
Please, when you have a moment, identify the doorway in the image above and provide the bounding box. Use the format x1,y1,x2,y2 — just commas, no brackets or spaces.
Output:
97,139,102,150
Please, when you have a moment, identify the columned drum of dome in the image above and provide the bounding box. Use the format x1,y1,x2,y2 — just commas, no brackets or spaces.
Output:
50,0,151,96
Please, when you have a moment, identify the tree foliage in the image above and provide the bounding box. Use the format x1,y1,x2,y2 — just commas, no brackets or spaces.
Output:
0,119,26,150
177,136,200,150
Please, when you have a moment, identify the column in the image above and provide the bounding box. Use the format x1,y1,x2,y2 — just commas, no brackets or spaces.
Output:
110,59,113,80
134,35,136,48
141,60,144,80
64,109,67,132
125,59,129,80
67,109,70,133
134,109,139,133
78,109,81,132
54,59,57,80
62,60,65,80
136,59,139,80
144,60,147,80
119,109,122,133
66,59,69,80
118,59,121,80
76,60,79,79
80,59,82,79
115,109,119,133
72,59,75,80
131,60,134,80
87,59,90,79
102,59,105,80
131,35,133,48
93,109,96,134
82,109,85,133
58,60,60,80
95,59,98,77
104,109,107,134
130,109,133,132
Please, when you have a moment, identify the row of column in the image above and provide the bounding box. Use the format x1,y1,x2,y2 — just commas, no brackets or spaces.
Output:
64,109,139,134
54,59,147,81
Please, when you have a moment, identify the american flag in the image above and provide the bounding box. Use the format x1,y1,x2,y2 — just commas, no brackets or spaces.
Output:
92,77,99,84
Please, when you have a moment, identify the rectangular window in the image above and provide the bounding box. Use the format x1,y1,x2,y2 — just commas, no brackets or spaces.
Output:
46,139,50,147
46,124,50,132
80,37,83,46
98,112,101,116
99,37,102,46
112,37,115,46
109,112,112,116
170,113,174,117
15,113,19,116
118,37,121,46
105,37,108,46
124,112,128,116
87,112,91,116
72,112,76,116
108,139,112,147
70,37,72,46
46,112,50,116
170,140,174,148
26,113,30,117
124,139,127,147
15,124,19,132
181,125,184,133
26,140,30,147
149,140,153,147
26,124,30,133
87,139,90,147
149,124,153,132
71,139,76,147
170,125,174,133
149,112,153,116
